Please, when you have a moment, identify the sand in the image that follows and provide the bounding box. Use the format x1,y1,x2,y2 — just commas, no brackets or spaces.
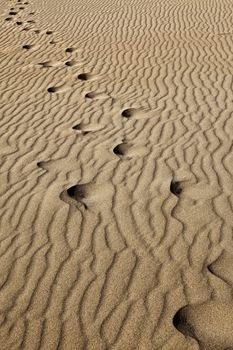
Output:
1,0,233,349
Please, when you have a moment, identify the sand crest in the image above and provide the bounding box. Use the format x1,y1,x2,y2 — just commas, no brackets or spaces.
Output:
1,0,233,348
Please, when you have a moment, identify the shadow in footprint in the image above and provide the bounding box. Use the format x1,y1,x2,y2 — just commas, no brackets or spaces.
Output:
77,73,91,81
9,11,17,15
72,122,102,133
65,47,75,53
85,92,109,100
22,44,34,50
113,142,148,158
61,184,88,210
121,108,137,119
170,181,182,197
173,307,196,339
65,60,76,67
174,302,233,349
5,17,13,21
60,181,112,211
113,143,128,157
46,30,53,35
121,107,160,120
47,84,70,94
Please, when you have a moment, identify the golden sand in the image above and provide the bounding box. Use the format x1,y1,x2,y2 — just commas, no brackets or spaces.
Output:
1,0,233,348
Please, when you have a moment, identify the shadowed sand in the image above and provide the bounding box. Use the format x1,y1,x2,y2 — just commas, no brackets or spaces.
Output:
1,0,233,349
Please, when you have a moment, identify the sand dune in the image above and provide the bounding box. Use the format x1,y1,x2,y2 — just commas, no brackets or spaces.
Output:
1,0,233,348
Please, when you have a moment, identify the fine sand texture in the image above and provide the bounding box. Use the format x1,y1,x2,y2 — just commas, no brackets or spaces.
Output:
1,0,233,349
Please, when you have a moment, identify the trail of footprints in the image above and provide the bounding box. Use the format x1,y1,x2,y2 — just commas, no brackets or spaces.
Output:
3,1,233,348
5,0,50,34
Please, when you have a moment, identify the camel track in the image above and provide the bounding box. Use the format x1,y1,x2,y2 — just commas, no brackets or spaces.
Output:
1,0,233,349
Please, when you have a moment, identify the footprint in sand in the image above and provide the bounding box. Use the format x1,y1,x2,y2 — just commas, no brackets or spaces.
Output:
173,301,233,349
113,142,148,158
22,44,35,50
65,47,76,53
47,84,71,94
85,91,109,100
72,122,103,133
37,61,62,68
121,107,161,120
170,181,183,197
60,181,112,211
77,73,99,81
169,179,219,201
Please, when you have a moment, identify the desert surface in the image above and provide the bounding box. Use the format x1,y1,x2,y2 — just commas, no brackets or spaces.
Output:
1,0,233,349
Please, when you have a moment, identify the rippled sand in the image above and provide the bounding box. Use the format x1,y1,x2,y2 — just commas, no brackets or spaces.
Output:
1,0,233,349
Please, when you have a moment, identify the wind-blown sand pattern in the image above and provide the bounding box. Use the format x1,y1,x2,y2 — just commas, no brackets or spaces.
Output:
1,0,233,348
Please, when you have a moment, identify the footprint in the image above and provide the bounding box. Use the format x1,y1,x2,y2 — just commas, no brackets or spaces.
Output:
121,108,158,120
85,92,109,100
173,302,233,349
5,17,13,21
9,11,18,15
60,181,112,211
72,122,103,133
61,184,88,210
22,44,34,50
16,21,23,25
65,47,75,53
34,30,40,34
170,181,182,197
45,30,53,35
65,60,76,67
47,85,70,94
77,73,99,81
38,61,61,68
113,142,148,158
77,73,91,81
